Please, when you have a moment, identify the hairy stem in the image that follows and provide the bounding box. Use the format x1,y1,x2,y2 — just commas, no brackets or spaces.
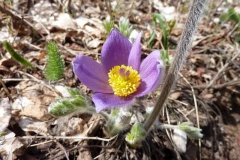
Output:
144,0,206,131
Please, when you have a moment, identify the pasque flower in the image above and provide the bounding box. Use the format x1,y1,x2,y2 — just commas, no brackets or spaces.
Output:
73,29,164,112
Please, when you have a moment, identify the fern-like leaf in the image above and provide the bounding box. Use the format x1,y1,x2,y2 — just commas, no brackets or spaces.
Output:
116,17,133,38
3,40,32,68
48,88,96,117
44,42,65,81
67,88,82,98
48,91,96,117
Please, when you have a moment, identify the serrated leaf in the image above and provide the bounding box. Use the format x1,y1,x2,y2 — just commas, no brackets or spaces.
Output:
44,42,65,81
3,40,32,68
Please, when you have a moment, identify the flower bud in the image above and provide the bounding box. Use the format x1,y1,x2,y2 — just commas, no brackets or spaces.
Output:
104,109,131,137
125,122,147,148
178,122,203,139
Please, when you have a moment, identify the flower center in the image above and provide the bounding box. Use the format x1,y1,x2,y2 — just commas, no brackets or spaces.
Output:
108,65,141,97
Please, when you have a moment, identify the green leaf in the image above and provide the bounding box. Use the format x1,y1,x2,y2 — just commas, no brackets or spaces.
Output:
168,19,176,33
153,13,168,50
147,31,156,48
0,132,7,137
235,32,240,43
71,97,86,106
161,50,173,66
103,18,115,35
178,122,203,139
220,9,240,24
3,40,32,68
67,88,81,97
116,17,133,38
44,41,65,81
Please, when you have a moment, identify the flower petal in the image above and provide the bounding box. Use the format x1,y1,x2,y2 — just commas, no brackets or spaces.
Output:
101,29,132,72
133,50,164,97
128,31,142,70
92,93,135,112
73,55,112,93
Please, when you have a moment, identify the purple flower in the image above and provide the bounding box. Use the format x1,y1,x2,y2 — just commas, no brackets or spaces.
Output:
73,29,164,112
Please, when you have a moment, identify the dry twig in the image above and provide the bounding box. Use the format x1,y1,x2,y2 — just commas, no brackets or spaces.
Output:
200,51,240,95
0,3,41,36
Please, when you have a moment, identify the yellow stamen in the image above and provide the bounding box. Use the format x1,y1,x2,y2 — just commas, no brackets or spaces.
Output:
108,65,141,97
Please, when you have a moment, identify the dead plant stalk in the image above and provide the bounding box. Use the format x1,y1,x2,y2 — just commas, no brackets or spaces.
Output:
144,0,206,131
